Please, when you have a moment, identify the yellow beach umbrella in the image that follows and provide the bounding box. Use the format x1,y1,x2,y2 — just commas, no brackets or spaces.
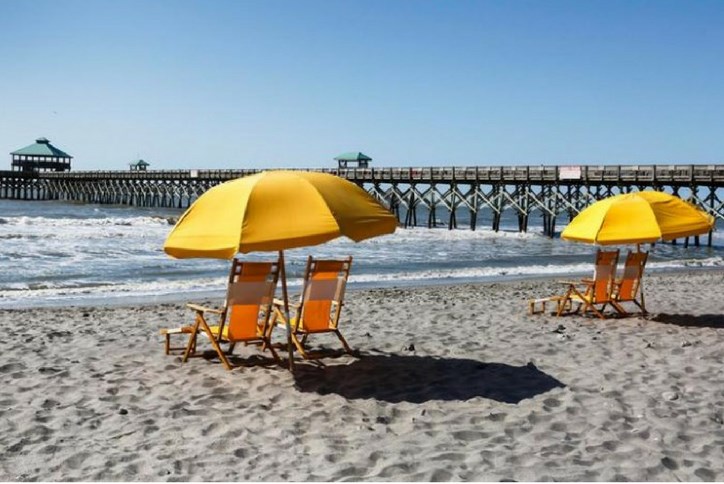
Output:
561,191,714,245
164,170,397,368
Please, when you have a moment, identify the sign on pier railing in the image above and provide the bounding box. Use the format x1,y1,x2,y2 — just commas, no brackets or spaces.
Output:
559,166,581,180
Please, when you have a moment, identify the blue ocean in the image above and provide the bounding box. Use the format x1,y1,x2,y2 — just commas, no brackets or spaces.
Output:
0,199,722,308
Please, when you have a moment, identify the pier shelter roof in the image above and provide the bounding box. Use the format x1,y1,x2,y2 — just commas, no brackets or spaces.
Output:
334,152,372,162
11,138,72,158
334,152,372,168
129,159,150,171
10,137,72,172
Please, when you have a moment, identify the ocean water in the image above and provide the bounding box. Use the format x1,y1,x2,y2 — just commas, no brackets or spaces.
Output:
0,199,722,308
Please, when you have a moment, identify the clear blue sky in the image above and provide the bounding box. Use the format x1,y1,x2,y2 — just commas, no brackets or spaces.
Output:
1,0,723,169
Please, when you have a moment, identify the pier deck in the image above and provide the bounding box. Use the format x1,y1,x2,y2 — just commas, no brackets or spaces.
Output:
2,165,722,241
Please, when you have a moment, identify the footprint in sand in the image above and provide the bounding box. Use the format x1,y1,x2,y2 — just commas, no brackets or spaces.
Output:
451,430,486,442
429,469,453,481
64,451,92,470
0,362,26,372
694,468,716,480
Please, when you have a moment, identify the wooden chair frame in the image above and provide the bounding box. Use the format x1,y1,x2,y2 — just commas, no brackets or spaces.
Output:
612,250,649,315
181,259,281,370
272,256,353,359
557,249,624,319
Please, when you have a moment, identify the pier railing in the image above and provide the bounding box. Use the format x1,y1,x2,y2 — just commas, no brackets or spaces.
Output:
18,164,724,184
1,164,722,242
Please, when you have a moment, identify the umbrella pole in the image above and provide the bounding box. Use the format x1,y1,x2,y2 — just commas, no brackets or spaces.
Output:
279,250,295,372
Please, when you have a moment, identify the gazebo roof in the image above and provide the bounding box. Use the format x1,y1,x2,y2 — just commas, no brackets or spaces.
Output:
11,138,72,158
334,152,372,162
130,159,150,167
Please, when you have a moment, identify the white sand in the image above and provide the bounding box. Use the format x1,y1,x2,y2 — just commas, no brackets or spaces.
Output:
1,270,723,481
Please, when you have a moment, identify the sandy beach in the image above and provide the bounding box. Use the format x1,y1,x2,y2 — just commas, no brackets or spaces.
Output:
1,269,723,481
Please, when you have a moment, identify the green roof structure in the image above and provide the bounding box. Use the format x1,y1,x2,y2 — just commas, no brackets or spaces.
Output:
129,159,150,171
334,151,372,168
11,137,72,158
334,152,372,162
10,137,73,172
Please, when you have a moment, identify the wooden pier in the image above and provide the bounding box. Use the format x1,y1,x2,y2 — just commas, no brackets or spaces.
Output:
1,165,723,240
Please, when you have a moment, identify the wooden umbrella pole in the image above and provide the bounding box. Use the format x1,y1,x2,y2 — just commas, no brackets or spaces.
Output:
279,250,295,372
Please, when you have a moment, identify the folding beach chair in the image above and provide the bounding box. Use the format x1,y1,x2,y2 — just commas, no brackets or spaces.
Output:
612,250,649,315
171,259,281,370
273,256,353,359
557,249,622,319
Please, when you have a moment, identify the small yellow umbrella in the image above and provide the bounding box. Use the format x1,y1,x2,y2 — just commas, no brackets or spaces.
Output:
164,170,397,369
561,191,714,245
560,191,714,316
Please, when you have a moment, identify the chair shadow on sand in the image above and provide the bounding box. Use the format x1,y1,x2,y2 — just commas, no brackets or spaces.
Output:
196,350,281,368
293,353,565,404
649,313,724,329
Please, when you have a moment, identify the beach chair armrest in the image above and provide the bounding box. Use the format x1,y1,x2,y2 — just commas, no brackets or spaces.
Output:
186,303,222,314
559,279,594,288
160,326,194,335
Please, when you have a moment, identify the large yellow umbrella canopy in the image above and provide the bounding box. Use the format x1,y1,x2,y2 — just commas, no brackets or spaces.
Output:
163,170,397,369
561,191,714,245
164,170,397,258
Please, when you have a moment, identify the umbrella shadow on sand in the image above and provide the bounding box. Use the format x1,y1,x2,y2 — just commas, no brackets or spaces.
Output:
649,313,724,329
292,353,565,404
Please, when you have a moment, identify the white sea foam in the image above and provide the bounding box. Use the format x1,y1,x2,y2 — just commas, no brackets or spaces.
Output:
1,199,722,308
2,256,721,308
0,215,172,227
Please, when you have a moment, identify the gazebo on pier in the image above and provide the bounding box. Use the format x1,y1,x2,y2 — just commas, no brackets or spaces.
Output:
129,159,150,171
10,137,72,172
334,152,372,169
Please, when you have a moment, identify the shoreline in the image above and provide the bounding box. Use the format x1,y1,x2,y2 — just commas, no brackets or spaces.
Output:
2,265,723,311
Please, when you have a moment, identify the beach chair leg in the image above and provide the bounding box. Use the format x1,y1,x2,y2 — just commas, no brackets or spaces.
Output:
556,300,567,317
335,330,352,354
164,333,170,355
639,292,647,315
227,343,236,355
558,297,572,315
262,319,277,350
264,338,282,363
611,300,628,316
633,300,647,314
195,317,233,371
182,320,200,363
557,288,576,317
572,301,582,314
588,303,606,319
290,333,309,359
